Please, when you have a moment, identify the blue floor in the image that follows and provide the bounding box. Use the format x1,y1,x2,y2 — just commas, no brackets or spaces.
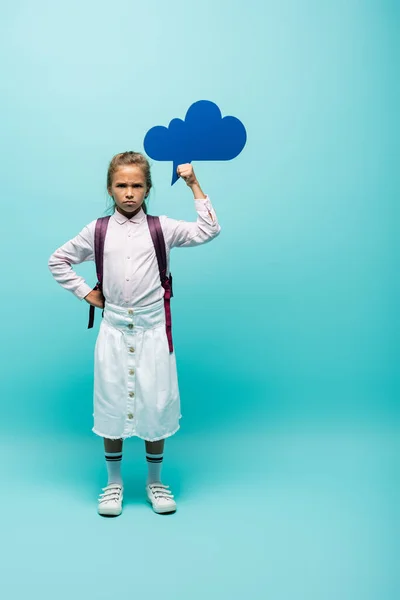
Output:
2,419,397,600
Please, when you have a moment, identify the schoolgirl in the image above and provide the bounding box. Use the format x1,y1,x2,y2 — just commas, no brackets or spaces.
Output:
48,151,221,516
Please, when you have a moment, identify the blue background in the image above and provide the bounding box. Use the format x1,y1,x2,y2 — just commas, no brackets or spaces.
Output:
0,1,398,598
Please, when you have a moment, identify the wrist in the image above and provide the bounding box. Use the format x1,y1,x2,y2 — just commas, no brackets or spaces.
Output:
189,180,206,199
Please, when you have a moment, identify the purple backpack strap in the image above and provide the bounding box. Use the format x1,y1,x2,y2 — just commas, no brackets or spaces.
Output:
147,215,174,353
88,216,111,329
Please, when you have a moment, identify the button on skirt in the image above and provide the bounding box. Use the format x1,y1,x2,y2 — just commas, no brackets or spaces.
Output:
92,298,181,441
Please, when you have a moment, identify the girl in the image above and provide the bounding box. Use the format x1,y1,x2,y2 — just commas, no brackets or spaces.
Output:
48,151,221,517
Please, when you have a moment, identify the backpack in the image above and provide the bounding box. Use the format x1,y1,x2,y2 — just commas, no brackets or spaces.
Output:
87,215,174,353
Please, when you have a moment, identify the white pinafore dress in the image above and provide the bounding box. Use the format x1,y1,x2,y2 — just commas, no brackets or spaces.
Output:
92,298,181,441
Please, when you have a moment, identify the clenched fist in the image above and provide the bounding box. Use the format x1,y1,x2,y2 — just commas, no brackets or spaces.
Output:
176,163,198,187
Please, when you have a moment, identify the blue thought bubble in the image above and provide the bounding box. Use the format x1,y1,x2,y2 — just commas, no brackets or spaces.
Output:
143,100,247,185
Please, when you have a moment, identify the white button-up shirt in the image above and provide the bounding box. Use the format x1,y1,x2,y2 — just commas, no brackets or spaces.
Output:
48,195,221,307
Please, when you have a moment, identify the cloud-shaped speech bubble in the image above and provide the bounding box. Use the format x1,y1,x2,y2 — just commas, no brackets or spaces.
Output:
143,100,247,185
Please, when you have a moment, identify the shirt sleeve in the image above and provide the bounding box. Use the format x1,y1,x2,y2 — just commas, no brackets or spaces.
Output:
161,195,221,249
48,220,96,300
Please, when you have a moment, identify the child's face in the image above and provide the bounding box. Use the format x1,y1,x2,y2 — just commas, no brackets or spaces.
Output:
108,165,148,215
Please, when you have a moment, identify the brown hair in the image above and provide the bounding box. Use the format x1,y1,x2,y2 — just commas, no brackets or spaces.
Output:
106,151,152,214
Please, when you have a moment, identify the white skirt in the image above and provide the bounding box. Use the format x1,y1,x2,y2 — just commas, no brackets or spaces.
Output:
92,298,181,441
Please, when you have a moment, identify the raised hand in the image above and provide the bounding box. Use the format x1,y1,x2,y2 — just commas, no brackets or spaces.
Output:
176,163,197,187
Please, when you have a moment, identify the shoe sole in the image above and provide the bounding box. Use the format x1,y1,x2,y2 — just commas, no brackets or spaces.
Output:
146,497,177,514
98,507,122,517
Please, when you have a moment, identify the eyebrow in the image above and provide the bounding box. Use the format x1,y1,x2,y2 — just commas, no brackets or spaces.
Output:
115,181,144,185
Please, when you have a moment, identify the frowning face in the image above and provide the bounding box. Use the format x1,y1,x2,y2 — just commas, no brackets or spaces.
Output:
108,165,149,217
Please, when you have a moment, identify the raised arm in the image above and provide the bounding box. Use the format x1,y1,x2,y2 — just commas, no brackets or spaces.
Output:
161,164,222,248
48,221,96,300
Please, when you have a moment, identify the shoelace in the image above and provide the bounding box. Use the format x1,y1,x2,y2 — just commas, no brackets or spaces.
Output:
148,483,175,501
98,485,122,504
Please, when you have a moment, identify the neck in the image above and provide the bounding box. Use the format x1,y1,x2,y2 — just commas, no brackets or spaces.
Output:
116,205,143,219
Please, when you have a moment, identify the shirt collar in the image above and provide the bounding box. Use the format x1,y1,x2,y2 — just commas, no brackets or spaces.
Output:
112,207,146,225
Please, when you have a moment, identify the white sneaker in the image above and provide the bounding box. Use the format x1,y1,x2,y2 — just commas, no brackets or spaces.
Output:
98,483,123,516
146,482,177,514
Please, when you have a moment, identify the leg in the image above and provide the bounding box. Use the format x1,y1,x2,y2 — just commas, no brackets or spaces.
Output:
104,437,123,485
104,437,123,454
145,438,176,513
145,438,165,484
98,437,124,517
145,439,165,455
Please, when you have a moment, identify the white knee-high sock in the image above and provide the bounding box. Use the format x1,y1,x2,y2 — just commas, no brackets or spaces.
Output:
105,451,123,485
146,452,163,484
